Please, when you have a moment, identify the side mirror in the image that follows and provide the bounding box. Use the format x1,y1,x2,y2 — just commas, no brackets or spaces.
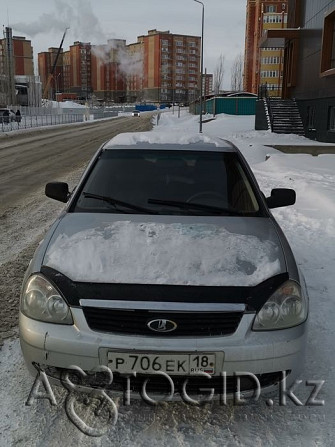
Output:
45,182,70,203
266,188,296,209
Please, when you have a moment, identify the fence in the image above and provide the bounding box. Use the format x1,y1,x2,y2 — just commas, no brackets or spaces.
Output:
0,107,122,133
0,113,84,132
203,97,257,116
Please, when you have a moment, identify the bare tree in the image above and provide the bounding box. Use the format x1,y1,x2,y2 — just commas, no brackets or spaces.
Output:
230,53,244,92
213,54,224,94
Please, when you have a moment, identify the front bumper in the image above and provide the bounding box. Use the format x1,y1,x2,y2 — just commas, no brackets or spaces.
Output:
20,308,307,400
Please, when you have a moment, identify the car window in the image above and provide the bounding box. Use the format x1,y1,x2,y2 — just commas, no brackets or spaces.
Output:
74,150,261,215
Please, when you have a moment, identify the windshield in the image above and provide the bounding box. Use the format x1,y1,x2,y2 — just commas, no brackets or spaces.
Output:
74,149,262,216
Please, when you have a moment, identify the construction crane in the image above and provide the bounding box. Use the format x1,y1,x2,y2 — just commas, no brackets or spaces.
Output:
42,27,69,100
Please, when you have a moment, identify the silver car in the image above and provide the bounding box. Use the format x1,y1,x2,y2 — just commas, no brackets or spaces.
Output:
20,139,308,401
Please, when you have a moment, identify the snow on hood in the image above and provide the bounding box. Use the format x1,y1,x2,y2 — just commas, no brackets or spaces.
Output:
43,216,284,286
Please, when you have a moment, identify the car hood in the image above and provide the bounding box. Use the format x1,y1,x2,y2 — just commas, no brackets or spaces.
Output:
42,213,286,287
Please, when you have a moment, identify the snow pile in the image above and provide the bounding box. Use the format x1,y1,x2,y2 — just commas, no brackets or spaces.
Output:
44,220,282,286
42,99,86,109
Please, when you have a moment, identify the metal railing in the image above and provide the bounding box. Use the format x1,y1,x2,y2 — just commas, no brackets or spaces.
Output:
0,113,84,132
258,84,274,131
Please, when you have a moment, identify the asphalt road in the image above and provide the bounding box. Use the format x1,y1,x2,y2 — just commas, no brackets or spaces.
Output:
0,114,154,212
0,114,154,343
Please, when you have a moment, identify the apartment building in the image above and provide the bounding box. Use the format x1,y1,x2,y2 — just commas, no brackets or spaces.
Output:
203,73,213,97
68,41,92,99
38,47,64,99
259,0,335,142
244,0,288,96
0,27,34,105
0,32,34,77
126,40,144,103
38,28,201,104
91,39,127,103
138,29,201,104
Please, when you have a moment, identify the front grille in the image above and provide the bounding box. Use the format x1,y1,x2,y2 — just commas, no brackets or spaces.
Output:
82,307,243,336
44,366,289,395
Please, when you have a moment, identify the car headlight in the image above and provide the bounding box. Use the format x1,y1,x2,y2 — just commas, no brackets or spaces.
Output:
21,274,73,324
252,280,307,330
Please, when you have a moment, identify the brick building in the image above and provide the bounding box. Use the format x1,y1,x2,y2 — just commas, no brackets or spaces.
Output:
68,41,92,99
259,0,335,142
91,39,127,103
0,27,35,105
138,29,201,104
38,47,64,99
125,40,144,103
38,28,202,104
244,0,288,96
0,32,34,76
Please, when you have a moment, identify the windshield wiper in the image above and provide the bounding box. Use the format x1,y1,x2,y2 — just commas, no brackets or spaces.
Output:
83,192,158,214
147,198,241,215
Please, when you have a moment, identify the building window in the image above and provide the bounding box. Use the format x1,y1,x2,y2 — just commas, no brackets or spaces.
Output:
265,5,276,13
262,56,280,64
328,106,335,131
261,70,279,78
307,106,316,131
321,7,335,75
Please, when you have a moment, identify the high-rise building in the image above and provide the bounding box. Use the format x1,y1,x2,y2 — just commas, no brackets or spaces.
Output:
125,40,144,103
0,32,34,77
38,47,64,99
202,73,213,97
0,28,35,106
138,29,201,104
244,0,288,96
258,0,335,142
91,39,127,103
37,28,201,104
68,41,92,99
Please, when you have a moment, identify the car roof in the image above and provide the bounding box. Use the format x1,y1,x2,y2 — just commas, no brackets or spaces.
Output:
103,138,238,153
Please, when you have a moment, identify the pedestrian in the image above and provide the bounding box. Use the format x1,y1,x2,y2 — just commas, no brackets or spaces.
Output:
15,110,21,123
3,109,9,124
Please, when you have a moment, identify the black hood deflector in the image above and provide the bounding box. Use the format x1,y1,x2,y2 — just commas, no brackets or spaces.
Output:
41,266,288,312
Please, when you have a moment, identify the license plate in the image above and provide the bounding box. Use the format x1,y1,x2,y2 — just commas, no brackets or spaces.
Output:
107,352,216,375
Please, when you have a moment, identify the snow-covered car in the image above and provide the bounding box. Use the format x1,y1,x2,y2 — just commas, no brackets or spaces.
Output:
19,138,308,401
131,110,140,117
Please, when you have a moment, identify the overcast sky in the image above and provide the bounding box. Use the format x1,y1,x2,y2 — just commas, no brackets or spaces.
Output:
2,0,247,89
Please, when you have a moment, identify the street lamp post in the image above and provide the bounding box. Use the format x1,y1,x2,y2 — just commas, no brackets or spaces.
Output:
193,0,204,133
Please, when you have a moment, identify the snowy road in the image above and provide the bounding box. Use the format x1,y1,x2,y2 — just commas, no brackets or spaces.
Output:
0,115,153,342
0,112,334,446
